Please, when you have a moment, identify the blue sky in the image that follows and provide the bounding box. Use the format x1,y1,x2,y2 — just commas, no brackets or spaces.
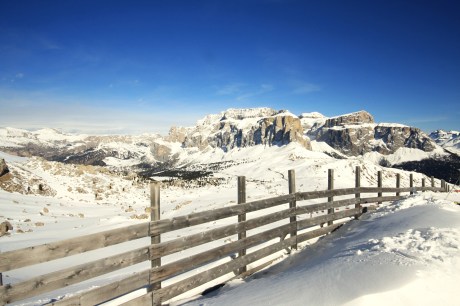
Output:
1,0,459,134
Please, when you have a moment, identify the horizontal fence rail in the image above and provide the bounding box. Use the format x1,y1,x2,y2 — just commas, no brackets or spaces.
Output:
0,167,448,306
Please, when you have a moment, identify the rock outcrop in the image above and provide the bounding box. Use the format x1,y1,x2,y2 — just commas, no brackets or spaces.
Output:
0,159,9,177
0,221,13,237
429,130,460,154
323,110,374,128
315,111,436,156
172,108,311,151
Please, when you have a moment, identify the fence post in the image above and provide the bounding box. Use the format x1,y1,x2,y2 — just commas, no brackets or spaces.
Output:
410,173,414,195
355,166,361,219
0,272,2,286
377,171,382,205
149,182,161,297
327,169,334,226
396,173,401,197
431,176,435,188
441,179,445,192
288,170,297,250
422,178,426,192
238,176,247,275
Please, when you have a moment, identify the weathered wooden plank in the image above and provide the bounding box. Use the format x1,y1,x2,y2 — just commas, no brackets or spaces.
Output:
230,255,284,280
154,236,298,303
237,176,247,275
415,186,442,192
149,223,295,285
360,195,404,204
149,194,296,236
327,169,334,226
297,208,359,231
0,247,149,305
410,173,414,195
0,223,149,272
288,169,297,250
296,188,358,201
296,221,346,244
295,198,359,216
149,183,161,292
355,166,361,219
51,270,150,306
150,206,295,260
359,187,410,193
119,291,157,306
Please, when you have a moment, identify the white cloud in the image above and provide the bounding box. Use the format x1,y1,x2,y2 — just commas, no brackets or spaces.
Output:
292,82,320,94
237,84,274,101
216,83,245,96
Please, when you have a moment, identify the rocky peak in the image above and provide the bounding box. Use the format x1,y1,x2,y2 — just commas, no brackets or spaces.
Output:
177,108,311,151
220,108,278,120
315,111,437,156
324,110,374,128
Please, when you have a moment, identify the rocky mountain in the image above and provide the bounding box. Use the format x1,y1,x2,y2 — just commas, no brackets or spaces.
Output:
311,111,436,156
429,130,460,154
0,108,456,183
167,108,311,151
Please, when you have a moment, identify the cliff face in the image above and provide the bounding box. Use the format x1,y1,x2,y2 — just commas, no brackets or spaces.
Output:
314,111,437,156
169,108,311,151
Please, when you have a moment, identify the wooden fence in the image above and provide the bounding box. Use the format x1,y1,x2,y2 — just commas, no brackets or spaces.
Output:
0,168,447,306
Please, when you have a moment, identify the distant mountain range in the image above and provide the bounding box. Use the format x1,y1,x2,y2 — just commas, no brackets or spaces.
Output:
1,108,459,184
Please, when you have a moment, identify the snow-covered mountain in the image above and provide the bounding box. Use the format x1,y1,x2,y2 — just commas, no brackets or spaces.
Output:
0,108,457,184
429,130,460,154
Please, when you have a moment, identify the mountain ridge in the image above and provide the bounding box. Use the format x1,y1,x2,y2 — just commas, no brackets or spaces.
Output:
0,108,457,184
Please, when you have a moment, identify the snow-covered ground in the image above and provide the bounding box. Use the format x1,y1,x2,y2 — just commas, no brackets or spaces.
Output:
1,142,458,306
182,192,460,306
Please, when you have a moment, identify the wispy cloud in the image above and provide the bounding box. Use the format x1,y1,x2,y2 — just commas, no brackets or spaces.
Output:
292,82,321,94
216,83,245,96
237,84,274,101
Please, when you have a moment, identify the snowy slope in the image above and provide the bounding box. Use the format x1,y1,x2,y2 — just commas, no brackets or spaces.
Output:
1,141,452,305
183,192,460,306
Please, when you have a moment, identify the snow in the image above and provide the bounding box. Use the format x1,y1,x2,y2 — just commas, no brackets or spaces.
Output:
327,110,370,120
328,123,376,130
299,112,325,119
0,117,458,305
362,147,447,166
0,139,458,305
376,123,409,128
182,192,460,306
